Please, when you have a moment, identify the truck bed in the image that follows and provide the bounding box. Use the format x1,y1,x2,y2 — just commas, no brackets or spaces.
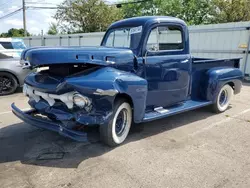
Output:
192,57,240,69
191,57,241,100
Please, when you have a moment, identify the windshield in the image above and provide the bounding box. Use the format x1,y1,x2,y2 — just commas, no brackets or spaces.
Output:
103,26,143,49
12,41,26,49
0,41,26,50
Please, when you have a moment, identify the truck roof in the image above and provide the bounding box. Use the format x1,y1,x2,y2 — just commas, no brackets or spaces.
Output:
109,16,187,29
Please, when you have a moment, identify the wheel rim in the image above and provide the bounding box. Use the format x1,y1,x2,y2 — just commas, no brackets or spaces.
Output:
219,89,228,106
0,76,14,94
115,108,128,136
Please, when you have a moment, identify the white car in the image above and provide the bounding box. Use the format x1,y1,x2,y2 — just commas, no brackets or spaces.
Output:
0,38,31,95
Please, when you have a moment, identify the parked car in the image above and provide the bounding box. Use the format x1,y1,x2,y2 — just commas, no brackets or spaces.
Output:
12,16,243,146
0,38,31,95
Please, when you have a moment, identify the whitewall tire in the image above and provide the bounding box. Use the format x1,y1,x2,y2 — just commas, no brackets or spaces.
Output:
100,99,132,147
212,84,233,113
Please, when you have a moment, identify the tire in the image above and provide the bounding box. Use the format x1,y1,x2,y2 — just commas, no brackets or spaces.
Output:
0,72,18,96
99,99,132,147
212,84,233,113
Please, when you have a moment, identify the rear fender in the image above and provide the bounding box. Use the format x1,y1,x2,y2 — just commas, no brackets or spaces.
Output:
205,67,243,102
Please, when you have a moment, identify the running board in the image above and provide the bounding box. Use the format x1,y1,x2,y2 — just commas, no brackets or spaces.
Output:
143,100,212,122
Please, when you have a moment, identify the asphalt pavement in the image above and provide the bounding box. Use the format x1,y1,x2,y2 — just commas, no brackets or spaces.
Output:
0,83,250,188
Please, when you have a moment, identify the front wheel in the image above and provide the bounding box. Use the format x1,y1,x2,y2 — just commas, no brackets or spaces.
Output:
212,84,233,113
100,99,132,147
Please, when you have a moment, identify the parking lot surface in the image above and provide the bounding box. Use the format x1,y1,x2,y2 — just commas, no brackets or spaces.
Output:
0,83,250,188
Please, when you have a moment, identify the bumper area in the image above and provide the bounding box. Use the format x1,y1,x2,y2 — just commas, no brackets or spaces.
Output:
11,103,89,142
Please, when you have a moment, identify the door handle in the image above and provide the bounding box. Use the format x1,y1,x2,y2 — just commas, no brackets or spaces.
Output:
181,59,189,63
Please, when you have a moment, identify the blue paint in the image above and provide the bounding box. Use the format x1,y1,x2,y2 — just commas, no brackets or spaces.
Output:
144,54,192,107
13,16,243,142
22,46,135,67
205,67,243,102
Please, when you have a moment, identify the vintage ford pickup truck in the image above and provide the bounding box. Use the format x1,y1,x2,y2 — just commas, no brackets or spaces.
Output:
12,16,243,146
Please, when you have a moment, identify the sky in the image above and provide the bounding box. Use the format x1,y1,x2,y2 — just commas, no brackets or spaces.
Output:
0,0,117,35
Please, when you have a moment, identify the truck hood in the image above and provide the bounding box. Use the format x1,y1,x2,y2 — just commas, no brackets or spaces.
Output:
21,46,135,67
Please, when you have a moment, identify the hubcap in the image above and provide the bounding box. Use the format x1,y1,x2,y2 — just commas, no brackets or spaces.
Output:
0,76,13,94
219,90,228,106
115,108,128,136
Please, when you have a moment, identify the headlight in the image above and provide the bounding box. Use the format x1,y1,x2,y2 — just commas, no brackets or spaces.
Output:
73,93,91,108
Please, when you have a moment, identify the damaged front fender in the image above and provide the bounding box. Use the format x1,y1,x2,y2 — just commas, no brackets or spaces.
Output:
64,67,148,123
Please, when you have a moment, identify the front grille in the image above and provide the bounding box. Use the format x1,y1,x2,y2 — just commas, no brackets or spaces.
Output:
24,83,75,109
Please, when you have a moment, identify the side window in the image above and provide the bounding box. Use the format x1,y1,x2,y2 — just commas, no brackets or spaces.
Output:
0,42,14,49
146,26,183,52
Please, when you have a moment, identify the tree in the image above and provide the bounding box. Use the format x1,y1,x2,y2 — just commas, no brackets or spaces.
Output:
121,0,216,25
52,0,250,33
0,28,31,37
213,0,250,23
120,0,160,18
159,0,217,25
47,22,59,35
54,0,123,33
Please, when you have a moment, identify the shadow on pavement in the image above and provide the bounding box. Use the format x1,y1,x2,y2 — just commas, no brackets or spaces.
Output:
243,81,250,87
0,106,216,168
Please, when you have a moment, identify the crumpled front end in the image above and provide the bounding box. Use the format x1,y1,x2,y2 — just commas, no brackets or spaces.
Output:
12,65,148,141
11,83,115,142
11,68,123,142
23,83,115,128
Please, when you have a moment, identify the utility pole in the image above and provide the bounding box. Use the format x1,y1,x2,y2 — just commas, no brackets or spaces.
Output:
41,30,44,46
22,0,27,36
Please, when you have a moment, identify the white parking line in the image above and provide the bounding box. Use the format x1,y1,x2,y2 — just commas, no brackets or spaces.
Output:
0,108,31,116
189,107,250,137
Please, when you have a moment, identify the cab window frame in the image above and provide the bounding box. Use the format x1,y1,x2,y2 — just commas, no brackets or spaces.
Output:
143,23,186,56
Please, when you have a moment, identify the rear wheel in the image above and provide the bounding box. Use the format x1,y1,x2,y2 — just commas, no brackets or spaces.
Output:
0,72,18,96
99,99,132,147
212,84,233,113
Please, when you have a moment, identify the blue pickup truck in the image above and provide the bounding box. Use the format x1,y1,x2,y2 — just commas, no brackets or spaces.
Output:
12,16,243,146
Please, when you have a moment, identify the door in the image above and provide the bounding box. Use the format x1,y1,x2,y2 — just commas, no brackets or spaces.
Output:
145,25,191,107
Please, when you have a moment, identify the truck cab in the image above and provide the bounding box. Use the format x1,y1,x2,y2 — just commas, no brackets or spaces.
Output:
12,16,243,146
100,17,192,109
